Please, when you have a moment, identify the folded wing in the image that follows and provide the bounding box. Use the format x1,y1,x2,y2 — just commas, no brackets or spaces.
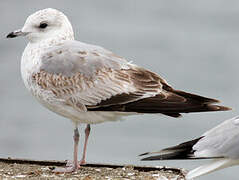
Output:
33,40,231,116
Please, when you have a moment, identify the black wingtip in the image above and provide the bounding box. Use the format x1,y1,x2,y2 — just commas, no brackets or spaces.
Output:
141,157,151,161
139,152,150,156
141,157,153,161
207,105,232,112
162,113,182,118
220,106,232,111
6,32,17,38
141,154,166,161
140,137,204,161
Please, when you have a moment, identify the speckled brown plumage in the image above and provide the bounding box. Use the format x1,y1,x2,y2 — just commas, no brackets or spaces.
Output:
32,65,230,118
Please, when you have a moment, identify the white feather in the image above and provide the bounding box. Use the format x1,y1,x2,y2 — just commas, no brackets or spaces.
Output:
186,158,239,180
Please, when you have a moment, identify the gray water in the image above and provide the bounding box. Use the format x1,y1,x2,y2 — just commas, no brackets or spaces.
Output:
1,1,239,179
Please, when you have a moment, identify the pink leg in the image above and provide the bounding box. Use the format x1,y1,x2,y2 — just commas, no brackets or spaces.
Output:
79,124,91,165
53,128,80,173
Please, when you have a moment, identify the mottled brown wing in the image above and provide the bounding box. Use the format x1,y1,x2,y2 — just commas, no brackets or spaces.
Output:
34,41,230,116
87,75,230,117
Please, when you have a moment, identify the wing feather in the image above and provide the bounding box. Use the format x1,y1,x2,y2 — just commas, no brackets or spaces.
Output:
33,41,162,111
32,40,230,116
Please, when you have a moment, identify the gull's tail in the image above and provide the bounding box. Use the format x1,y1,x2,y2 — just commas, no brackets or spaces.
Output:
186,158,235,179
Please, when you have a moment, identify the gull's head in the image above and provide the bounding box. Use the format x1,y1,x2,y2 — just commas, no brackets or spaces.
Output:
7,8,74,43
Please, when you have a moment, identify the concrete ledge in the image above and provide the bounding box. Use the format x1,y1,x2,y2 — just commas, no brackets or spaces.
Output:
0,157,187,179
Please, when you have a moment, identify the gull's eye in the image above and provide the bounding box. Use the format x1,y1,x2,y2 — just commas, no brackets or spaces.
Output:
39,22,48,29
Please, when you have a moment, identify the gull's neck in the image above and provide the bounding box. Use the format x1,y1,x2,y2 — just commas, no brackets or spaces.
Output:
22,31,75,66
29,31,74,48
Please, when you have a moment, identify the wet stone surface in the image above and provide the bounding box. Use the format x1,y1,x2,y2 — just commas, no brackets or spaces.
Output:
0,161,186,180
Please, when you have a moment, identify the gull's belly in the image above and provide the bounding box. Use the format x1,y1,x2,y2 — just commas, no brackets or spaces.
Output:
26,82,131,124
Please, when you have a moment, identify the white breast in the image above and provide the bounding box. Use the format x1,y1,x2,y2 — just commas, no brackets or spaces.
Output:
21,43,41,91
21,42,62,115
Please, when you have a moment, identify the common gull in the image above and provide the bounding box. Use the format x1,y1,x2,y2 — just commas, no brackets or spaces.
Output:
7,8,231,172
140,116,239,179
